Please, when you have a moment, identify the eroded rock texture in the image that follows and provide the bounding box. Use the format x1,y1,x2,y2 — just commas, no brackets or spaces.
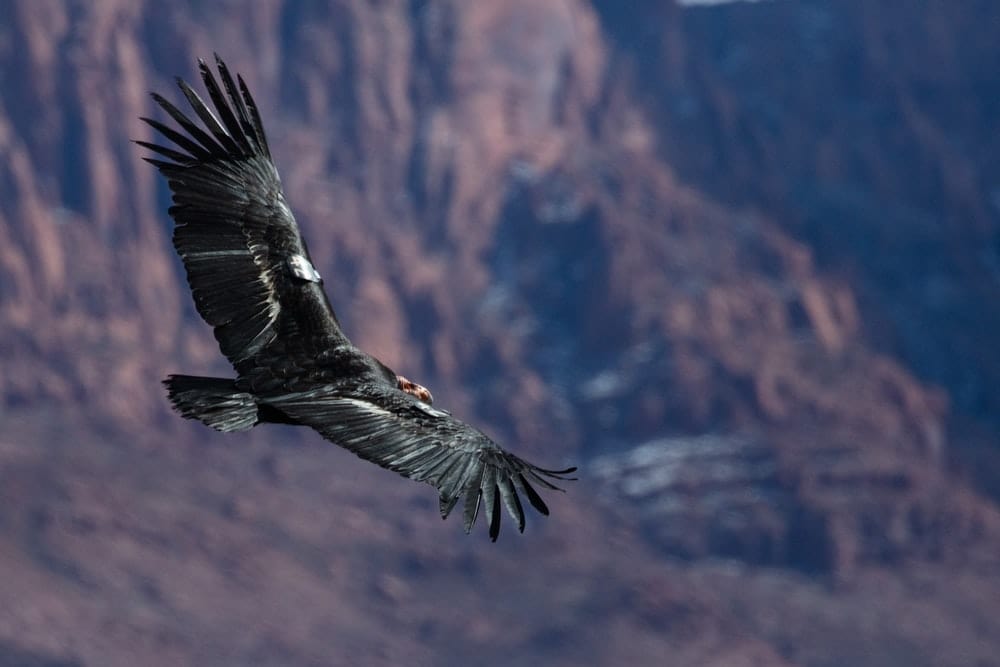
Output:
1,1,998,666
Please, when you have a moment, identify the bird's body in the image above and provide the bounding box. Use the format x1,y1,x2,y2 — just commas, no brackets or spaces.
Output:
141,56,574,540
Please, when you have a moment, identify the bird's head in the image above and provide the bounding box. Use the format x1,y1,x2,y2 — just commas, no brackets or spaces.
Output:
397,374,434,405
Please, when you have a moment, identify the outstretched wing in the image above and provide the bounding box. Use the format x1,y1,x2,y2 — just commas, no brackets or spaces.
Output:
264,387,577,541
138,56,347,368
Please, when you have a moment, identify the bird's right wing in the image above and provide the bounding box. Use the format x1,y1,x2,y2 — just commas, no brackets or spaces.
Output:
138,56,348,369
264,387,576,541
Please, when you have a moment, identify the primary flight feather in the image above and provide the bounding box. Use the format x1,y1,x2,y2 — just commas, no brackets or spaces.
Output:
140,56,575,541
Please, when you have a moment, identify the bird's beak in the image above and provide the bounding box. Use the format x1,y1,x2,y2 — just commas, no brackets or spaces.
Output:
397,375,434,405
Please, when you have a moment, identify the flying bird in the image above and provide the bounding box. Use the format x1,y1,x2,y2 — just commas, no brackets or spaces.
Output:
138,56,575,541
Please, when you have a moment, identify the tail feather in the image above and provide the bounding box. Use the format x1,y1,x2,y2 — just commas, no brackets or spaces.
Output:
164,374,258,432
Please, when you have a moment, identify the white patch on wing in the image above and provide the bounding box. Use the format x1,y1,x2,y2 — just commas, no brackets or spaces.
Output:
185,249,253,259
340,397,395,416
287,253,322,282
414,402,448,419
241,241,281,351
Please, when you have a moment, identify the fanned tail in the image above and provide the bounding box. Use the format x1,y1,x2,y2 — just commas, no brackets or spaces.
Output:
163,374,258,432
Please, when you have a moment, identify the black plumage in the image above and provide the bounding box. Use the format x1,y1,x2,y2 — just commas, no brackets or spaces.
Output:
141,56,575,541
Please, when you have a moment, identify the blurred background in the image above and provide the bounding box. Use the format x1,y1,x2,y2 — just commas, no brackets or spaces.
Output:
1,0,999,665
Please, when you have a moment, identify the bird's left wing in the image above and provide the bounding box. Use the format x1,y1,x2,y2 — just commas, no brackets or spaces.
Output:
138,56,348,369
264,388,576,541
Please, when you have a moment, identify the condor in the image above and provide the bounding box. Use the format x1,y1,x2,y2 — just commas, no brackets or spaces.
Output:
139,56,575,541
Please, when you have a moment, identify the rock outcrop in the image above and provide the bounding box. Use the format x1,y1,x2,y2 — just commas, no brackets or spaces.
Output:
1,1,998,665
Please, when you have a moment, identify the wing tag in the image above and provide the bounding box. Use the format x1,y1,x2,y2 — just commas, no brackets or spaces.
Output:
287,254,322,283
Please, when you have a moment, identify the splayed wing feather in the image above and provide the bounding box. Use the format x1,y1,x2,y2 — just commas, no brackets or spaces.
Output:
238,73,271,158
497,475,525,532
462,468,484,535
215,57,265,155
140,116,210,160
515,473,550,516
481,466,500,541
150,93,224,156
198,58,253,155
175,78,242,155
134,140,192,163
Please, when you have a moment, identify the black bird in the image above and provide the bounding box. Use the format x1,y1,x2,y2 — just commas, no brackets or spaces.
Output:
138,56,575,541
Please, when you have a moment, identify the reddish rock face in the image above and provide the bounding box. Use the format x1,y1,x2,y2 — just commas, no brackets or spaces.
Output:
0,1,999,666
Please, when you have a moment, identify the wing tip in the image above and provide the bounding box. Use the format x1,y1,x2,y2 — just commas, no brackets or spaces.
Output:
535,464,579,481
444,458,577,541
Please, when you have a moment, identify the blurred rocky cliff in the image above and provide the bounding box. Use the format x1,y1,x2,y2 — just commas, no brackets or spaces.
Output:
1,1,998,666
